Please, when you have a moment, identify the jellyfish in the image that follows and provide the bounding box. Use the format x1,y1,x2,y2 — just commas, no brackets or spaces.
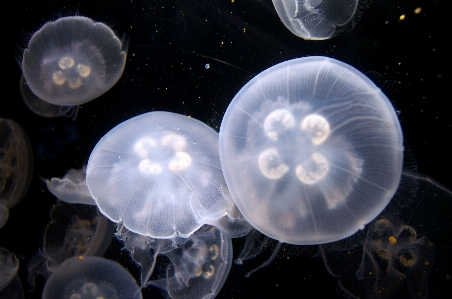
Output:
272,0,359,40
42,256,142,299
321,172,452,299
0,119,33,229
46,165,95,205
146,225,233,299
219,56,404,245
27,202,115,288
0,247,19,292
86,111,251,239
0,248,23,299
21,16,127,106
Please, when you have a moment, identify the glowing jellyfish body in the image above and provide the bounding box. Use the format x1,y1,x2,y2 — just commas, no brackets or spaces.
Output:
22,16,126,106
219,56,404,245
86,111,245,239
42,256,141,299
272,0,359,40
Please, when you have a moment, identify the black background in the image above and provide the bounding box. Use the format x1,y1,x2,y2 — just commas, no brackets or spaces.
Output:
1,0,450,298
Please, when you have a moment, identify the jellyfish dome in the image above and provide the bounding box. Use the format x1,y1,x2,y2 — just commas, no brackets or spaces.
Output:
86,111,238,239
219,56,404,245
22,16,126,106
272,0,359,40
42,256,141,299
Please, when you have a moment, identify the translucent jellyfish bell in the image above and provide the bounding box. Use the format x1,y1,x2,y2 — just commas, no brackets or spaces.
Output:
0,119,33,229
22,16,127,106
219,56,404,245
27,202,115,288
86,111,247,239
147,225,232,299
272,0,359,40
42,256,142,299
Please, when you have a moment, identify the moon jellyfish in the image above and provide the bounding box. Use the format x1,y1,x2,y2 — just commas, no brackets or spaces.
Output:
0,247,19,292
272,0,359,40
27,202,114,288
0,119,33,229
321,173,452,299
219,56,404,245
22,16,127,106
0,248,23,299
46,165,95,205
86,111,250,239
147,225,232,299
42,256,142,299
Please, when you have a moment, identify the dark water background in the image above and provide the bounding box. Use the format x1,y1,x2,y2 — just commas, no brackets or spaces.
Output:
1,0,450,298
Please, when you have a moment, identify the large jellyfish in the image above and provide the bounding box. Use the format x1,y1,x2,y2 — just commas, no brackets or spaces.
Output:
219,56,404,245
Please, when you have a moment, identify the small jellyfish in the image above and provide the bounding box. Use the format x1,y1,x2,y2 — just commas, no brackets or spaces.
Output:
272,0,359,40
42,256,142,299
0,248,23,299
0,247,19,292
86,111,250,239
147,225,232,299
0,119,33,229
219,56,404,245
27,202,115,287
22,16,127,106
321,173,452,299
46,165,95,205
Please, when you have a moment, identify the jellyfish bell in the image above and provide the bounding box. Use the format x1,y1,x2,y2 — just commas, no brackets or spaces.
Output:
0,119,33,229
219,56,404,245
86,111,248,239
21,16,127,106
272,0,359,40
42,256,142,299
147,225,232,299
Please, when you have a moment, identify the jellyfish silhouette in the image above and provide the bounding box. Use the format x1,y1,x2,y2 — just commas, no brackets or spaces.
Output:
0,119,33,229
272,0,359,40
21,16,127,106
219,56,404,245
321,172,452,299
27,202,114,288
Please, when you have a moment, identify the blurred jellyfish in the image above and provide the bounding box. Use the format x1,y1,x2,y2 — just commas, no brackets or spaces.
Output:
86,111,250,239
272,0,359,40
0,247,19,291
321,172,452,299
20,74,79,120
0,119,33,229
219,56,403,245
42,256,142,299
27,202,115,287
145,225,233,299
0,248,23,299
22,16,127,106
